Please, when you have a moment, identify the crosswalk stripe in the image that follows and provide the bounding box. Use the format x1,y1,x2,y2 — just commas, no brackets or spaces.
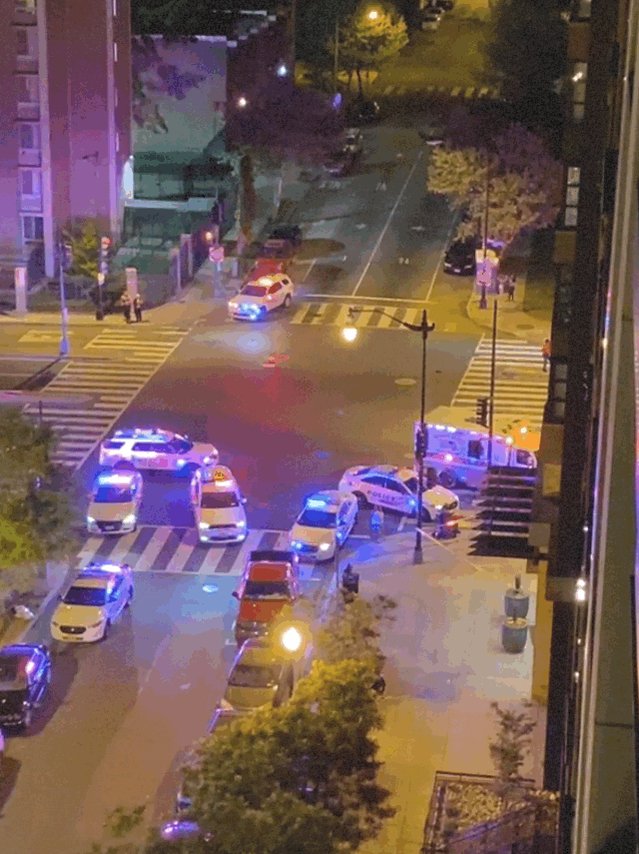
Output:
289,301,425,331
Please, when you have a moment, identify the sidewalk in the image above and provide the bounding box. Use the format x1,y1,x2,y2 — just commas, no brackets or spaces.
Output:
349,527,544,854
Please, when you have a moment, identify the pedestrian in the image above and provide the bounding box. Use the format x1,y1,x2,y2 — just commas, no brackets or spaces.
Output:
370,505,384,540
508,274,516,302
542,338,551,372
133,293,143,323
120,291,132,324
376,162,392,191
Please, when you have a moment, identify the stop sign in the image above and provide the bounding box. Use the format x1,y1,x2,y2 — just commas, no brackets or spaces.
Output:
209,245,224,263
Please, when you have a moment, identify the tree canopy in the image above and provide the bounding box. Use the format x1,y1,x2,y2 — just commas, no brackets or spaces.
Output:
334,4,408,95
0,409,78,595
427,124,562,250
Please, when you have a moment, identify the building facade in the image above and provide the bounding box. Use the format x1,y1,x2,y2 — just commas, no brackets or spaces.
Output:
0,0,132,281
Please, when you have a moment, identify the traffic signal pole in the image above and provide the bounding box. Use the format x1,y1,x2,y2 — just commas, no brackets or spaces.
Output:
487,299,497,468
58,236,70,356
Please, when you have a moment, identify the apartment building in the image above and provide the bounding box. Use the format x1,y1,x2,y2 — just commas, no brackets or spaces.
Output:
0,0,132,282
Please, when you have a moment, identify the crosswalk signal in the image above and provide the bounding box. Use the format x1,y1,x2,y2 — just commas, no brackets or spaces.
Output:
99,236,112,276
475,396,490,428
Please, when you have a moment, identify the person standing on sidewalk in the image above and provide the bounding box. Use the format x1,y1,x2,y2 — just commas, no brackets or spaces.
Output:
370,506,384,540
507,275,516,301
542,338,551,372
120,291,132,324
133,293,143,323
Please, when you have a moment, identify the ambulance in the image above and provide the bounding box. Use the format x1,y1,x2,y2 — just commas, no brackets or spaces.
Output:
415,407,538,490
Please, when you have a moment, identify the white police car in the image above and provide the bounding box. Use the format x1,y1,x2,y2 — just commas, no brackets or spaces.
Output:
99,428,218,476
86,470,143,535
289,490,358,562
192,465,247,544
228,274,294,320
50,562,133,643
338,464,459,521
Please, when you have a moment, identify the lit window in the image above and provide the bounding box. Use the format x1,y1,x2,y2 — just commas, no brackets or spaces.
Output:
22,215,43,241
564,166,580,228
115,132,119,153
113,0,117,15
113,42,118,62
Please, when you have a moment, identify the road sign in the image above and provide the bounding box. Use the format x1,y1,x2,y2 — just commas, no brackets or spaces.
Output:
209,245,224,263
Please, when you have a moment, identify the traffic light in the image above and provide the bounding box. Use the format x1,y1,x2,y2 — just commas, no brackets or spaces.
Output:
475,396,490,428
99,236,112,275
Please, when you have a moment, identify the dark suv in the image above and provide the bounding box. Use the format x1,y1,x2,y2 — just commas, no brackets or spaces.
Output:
0,643,51,729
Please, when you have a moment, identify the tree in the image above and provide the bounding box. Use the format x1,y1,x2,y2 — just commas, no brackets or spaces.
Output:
182,660,393,853
296,0,360,73
427,124,562,251
336,4,408,96
489,701,536,806
238,153,257,248
63,219,99,280
0,409,79,600
484,0,567,129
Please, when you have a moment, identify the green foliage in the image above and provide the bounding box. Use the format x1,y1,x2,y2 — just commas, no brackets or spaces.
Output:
63,219,100,279
336,3,408,95
427,124,562,250
239,153,257,244
315,592,396,673
484,0,567,127
0,409,78,596
489,701,536,804
297,0,360,69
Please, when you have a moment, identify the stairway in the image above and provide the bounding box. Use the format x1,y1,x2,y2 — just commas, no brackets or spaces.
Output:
470,466,537,557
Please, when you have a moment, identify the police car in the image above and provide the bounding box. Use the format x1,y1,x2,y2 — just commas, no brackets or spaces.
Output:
192,465,247,544
50,562,133,643
228,274,294,320
86,470,143,535
98,428,218,476
289,490,358,562
338,464,459,521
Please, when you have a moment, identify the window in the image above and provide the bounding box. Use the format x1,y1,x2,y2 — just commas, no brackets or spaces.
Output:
468,440,484,460
15,0,36,11
269,283,281,294
115,132,119,153
113,0,117,15
20,168,41,197
19,122,39,149
113,42,118,62
16,74,38,104
565,166,580,228
16,28,28,56
572,62,587,122
22,215,43,241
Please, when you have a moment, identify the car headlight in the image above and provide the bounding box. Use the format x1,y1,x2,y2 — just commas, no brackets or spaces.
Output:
291,540,302,549
199,522,209,530
229,302,237,309
203,455,214,465
176,459,187,468
434,505,443,511
319,542,332,552
236,520,246,528
86,516,96,524
122,514,136,525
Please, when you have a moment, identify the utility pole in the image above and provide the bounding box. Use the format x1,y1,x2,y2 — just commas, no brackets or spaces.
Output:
58,235,70,356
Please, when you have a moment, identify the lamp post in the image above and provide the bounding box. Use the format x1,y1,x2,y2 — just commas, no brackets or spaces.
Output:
57,236,70,357
343,306,435,564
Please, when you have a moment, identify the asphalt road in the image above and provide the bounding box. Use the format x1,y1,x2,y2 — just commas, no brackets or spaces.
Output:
0,119,482,852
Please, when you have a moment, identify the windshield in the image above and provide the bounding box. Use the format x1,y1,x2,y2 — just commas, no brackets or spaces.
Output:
0,655,21,684
241,285,267,297
243,580,290,598
297,508,336,528
229,663,279,689
201,492,239,509
93,485,133,503
63,586,107,607
403,477,418,494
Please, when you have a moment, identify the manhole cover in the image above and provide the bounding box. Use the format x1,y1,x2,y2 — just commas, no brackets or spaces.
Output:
395,377,417,386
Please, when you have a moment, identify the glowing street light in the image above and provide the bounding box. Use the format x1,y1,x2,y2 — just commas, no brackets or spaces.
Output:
279,625,303,653
276,62,288,77
237,96,248,109
367,8,380,20
342,317,358,343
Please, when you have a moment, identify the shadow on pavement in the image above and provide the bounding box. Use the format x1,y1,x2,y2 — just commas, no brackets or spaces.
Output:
295,239,345,261
0,756,21,816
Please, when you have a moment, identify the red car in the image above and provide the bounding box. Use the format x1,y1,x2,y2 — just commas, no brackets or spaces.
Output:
232,550,301,645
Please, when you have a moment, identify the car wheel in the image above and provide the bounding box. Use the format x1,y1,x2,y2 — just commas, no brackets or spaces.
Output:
283,294,292,308
102,620,111,641
439,470,456,489
125,587,133,607
353,492,370,509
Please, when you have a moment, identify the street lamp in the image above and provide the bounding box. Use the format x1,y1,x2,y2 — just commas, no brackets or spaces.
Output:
237,96,248,109
367,8,380,20
343,306,435,564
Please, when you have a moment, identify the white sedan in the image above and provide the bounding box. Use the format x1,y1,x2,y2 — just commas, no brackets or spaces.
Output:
50,562,133,643
289,490,358,562
228,274,294,320
86,470,143,535
192,465,247,544
338,464,459,521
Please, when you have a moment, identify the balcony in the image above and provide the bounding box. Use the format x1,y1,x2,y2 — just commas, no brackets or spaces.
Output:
16,56,38,75
17,102,39,121
18,148,41,167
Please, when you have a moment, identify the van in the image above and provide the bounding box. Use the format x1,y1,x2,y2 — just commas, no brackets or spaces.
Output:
416,421,537,490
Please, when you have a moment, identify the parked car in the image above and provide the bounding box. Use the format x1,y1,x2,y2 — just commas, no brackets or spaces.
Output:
421,8,442,29
267,224,303,248
431,0,454,10
244,258,288,283
324,148,356,177
343,128,364,155
221,639,295,712
0,643,52,729
233,549,301,644
348,98,380,124
444,238,477,276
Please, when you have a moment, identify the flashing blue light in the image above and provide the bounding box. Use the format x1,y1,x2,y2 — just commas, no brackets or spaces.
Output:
409,498,417,508
306,497,327,509
176,459,187,468
97,472,133,486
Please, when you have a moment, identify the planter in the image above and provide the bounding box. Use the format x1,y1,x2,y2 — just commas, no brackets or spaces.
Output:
501,617,528,653
504,575,529,619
